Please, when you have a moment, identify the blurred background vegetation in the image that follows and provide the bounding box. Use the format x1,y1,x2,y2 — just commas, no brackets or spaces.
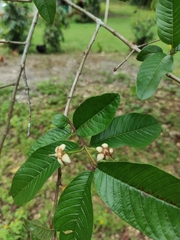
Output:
0,0,180,239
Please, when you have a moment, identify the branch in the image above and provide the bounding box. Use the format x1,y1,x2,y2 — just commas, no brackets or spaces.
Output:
64,0,180,83
0,10,39,154
0,83,16,89
114,49,135,72
64,21,101,116
0,40,26,45
3,0,32,2
22,68,31,136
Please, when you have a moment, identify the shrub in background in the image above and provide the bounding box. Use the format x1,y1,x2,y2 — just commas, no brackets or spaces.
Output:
0,2,30,53
132,18,155,46
43,5,68,53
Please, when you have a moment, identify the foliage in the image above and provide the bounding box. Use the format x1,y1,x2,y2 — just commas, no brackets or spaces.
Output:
0,2,30,53
2,0,180,239
43,5,68,52
132,18,155,46
130,0,152,8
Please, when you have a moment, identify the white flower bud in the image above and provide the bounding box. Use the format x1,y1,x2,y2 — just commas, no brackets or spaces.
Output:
62,153,71,163
102,143,108,148
96,146,103,153
97,153,104,162
59,144,66,150
57,158,63,165
109,148,113,154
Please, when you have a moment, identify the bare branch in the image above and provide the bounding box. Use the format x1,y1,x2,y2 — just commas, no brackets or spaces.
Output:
0,10,39,154
166,73,180,84
22,68,31,136
114,49,135,72
64,22,101,116
64,0,180,83
0,83,16,89
0,40,26,45
3,0,32,2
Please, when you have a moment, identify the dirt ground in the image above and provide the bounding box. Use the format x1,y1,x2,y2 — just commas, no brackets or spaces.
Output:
0,52,138,86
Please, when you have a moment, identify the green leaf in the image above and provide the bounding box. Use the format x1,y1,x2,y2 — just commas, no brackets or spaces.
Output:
136,45,163,62
54,172,94,240
73,93,120,137
136,53,174,100
150,0,158,10
24,219,55,240
33,0,56,24
94,162,180,240
90,113,161,148
28,128,71,156
52,114,68,128
156,0,180,48
10,140,78,206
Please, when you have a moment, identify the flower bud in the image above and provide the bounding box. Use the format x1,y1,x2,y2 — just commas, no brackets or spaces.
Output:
97,153,104,162
62,153,71,163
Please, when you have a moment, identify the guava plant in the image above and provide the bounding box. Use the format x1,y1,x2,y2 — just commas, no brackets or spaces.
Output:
5,0,180,239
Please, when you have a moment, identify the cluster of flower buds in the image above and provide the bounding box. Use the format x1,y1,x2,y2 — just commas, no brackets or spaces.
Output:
50,144,71,165
96,143,113,162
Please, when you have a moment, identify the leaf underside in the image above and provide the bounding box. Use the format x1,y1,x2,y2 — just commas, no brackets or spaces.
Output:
24,219,55,240
136,53,174,100
94,162,180,240
54,172,94,240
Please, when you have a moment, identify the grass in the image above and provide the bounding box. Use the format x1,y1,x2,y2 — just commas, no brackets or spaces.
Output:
1,1,180,239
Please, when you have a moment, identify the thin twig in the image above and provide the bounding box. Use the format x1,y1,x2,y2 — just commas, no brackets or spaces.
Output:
0,40,26,45
114,49,135,72
64,0,180,83
166,73,180,84
64,21,101,116
3,0,32,2
137,39,160,48
0,10,39,154
0,83,16,89
22,68,31,136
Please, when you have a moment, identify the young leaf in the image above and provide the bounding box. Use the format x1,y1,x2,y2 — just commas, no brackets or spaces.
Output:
52,114,68,128
24,219,55,240
10,141,78,206
156,0,180,48
33,0,56,24
136,45,163,62
94,162,180,240
136,53,174,100
28,128,71,156
90,113,161,148
54,172,94,240
73,93,120,137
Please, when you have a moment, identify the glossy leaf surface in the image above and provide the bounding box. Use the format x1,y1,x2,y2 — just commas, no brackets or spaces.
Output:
136,45,163,62
52,114,68,128
24,219,55,240
10,141,78,206
28,128,71,156
136,53,174,100
156,0,180,48
73,93,120,137
54,172,94,240
94,162,180,240
90,113,161,148
33,0,56,24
